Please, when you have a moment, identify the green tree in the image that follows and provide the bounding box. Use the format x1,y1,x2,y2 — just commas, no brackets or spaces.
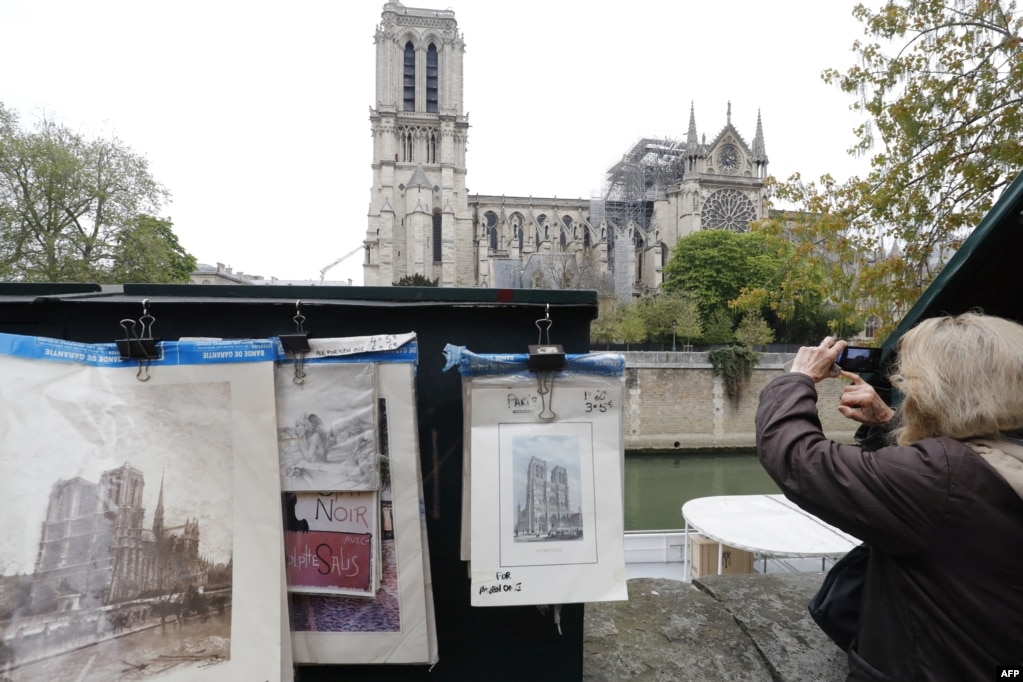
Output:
667,292,704,349
766,0,1023,338
0,103,182,283
734,310,775,349
393,273,439,286
662,229,818,341
617,303,647,349
590,296,620,348
701,309,736,345
111,215,196,283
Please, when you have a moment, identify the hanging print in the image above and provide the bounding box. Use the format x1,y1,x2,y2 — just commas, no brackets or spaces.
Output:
0,334,289,682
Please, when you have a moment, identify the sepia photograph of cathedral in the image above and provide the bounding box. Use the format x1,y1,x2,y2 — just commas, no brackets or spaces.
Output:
364,2,769,302
0,379,237,680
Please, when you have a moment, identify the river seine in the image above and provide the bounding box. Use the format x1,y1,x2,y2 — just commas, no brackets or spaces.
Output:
624,451,780,531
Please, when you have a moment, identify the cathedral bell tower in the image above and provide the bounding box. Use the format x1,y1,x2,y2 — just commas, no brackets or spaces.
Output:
364,1,474,286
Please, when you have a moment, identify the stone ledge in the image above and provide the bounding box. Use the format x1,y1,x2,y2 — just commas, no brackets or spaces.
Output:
583,575,848,681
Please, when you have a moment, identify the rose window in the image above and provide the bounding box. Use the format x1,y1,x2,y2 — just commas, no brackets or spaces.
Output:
702,189,756,232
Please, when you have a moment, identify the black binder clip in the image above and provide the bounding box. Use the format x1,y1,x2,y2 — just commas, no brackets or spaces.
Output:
528,304,565,372
116,299,160,381
528,304,564,420
281,300,311,384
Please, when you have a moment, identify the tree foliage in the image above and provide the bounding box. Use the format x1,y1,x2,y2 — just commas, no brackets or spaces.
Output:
734,310,775,348
393,273,439,286
662,228,831,343
763,0,1023,338
0,102,187,283
112,215,196,283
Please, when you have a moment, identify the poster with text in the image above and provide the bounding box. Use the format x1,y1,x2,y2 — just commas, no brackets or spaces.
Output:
284,491,379,597
469,377,627,607
0,333,291,682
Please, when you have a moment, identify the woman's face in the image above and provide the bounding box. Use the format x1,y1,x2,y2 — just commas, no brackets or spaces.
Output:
294,419,307,436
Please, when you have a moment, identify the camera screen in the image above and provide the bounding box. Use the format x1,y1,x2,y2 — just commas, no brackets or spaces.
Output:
838,347,880,372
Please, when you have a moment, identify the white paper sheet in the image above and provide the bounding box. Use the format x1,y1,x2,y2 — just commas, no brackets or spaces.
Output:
468,377,628,607
0,334,290,681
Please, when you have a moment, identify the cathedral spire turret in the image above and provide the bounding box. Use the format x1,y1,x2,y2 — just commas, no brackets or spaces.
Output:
153,471,165,540
752,109,768,163
685,102,699,155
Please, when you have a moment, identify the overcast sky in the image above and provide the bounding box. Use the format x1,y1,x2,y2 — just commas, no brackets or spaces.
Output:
4,0,877,285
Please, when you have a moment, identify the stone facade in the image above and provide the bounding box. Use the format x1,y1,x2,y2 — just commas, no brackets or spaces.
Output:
620,352,857,450
365,3,770,301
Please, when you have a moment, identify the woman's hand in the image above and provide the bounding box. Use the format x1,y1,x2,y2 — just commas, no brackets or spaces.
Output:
838,370,895,426
789,336,846,383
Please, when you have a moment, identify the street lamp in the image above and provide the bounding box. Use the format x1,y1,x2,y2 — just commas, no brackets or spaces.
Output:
672,321,677,352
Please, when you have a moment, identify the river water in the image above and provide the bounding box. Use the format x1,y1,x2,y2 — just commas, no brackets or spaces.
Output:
624,450,780,531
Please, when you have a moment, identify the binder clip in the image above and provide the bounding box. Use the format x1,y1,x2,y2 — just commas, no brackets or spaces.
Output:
528,304,565,372
281,300,311,384
528,304,563,420
116,299,160,382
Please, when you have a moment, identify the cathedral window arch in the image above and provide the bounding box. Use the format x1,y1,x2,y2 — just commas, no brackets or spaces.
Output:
427,131,437,163
432,210,442,263
485,211,498,250
510,213,524,251
426,43,439,113
560,215,572,250
702,188,756,231
864,315,881,339
401,129,414,162
403,41,416,112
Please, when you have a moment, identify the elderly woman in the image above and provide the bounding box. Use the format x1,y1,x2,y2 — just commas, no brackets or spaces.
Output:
756,312,1023,681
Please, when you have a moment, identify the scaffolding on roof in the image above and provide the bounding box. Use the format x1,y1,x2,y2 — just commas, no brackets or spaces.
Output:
603,137,686,231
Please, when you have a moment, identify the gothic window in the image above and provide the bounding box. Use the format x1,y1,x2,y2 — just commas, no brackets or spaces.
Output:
560,216,572,250
510,213,524,251
864,315,881,339
537,214,548,241
426,43,439,113
485,211,498,250
427,131,437,163
403,41,416,112
432,210,442,263
583,226,591,250
702,188,756,231
401,129,414,162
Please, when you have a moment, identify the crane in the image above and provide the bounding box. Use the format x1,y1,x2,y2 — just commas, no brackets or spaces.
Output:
318,245,363,284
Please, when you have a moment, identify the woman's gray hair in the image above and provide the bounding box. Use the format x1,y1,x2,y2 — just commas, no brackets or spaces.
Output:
891,311,1023,445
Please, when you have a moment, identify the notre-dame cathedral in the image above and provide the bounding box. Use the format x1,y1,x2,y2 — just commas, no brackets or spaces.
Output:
363,2,769,301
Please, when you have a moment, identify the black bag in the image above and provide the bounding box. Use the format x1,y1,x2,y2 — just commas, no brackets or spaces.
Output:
807,543,869,650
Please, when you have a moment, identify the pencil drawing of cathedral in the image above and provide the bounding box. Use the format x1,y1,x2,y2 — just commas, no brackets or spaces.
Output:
515,456,582,540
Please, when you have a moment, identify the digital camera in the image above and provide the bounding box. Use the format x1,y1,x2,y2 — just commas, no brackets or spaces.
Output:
836,346,881,373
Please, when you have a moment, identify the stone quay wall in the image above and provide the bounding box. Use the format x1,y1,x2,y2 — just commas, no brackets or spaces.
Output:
620,351,857,451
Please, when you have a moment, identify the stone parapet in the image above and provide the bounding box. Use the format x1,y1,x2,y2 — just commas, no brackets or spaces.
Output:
584,575,849,681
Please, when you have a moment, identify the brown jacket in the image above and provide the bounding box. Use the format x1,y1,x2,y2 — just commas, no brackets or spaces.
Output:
756,373,1023,681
